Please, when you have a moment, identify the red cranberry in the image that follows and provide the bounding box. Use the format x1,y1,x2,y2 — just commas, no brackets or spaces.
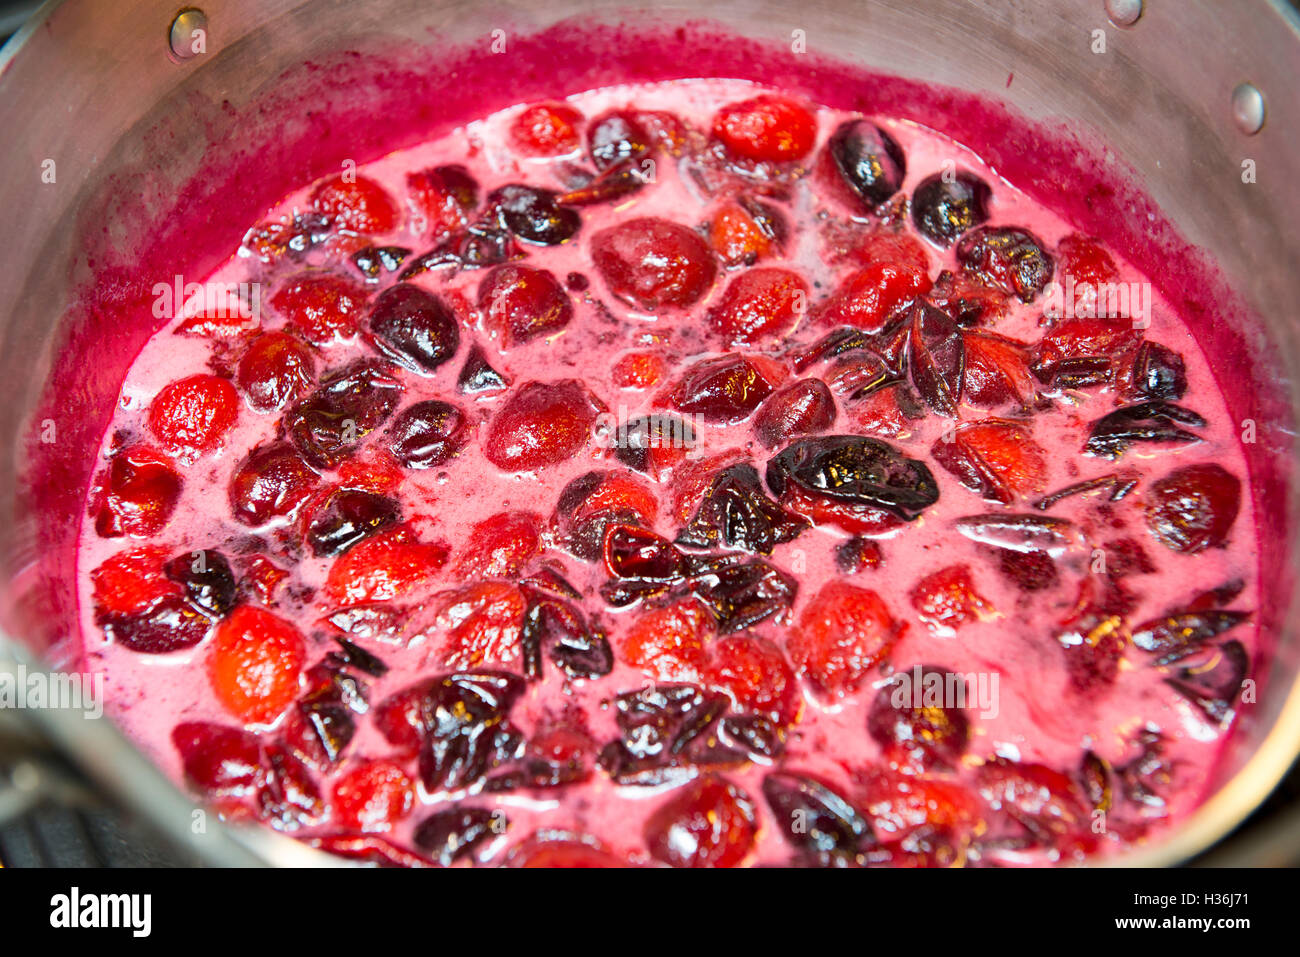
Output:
787,581,900,697
172,721,264,795
707,267,807,345
1055,233,1119,288
819,254,931,332
324,527,450,605
555,469,659,561
644,775,758,868
620,597,713,683
510,102,584,156
93,445,182,538
482,380,602,472
611,352,668,390
663,353,780,423
1030,318,1142,389
930,419,1048,504
867,666,971,770
236,331,316,412
1144,463,1241,554
91,546,178,616
367,283,460,374
712,95,816,162
454,511,542,579
706,635,801,723
208,605,306,724
477,264,573,345
406,164,478,239
332,760,414,832
387,400,469,469
753,378,837,448
909,565,992,634
270,273,369,345
147,374,239,460
310,173,399,234
707,197,787,266
591,217,717,310
229,442,320,526
509,835,627,868
961,331,1035,409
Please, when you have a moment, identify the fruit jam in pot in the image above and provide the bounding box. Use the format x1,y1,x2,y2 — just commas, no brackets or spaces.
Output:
77,79,1257,867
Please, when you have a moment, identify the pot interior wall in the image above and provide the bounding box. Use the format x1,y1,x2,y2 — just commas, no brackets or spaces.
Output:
1,0,1297,862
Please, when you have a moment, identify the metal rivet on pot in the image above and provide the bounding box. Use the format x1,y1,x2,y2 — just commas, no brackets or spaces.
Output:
169,8,208,60
1105,0,1143,27
10,761,40,791
1231,83,1266,135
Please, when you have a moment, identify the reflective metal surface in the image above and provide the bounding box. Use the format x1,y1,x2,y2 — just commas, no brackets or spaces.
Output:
1,0,1297,866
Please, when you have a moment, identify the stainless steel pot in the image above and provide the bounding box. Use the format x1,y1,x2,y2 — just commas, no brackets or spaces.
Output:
1,0,1297,866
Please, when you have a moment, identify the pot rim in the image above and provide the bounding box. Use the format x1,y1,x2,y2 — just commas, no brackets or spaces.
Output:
2,0,1298,868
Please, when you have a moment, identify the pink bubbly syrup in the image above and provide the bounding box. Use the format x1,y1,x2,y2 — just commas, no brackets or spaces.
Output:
73,77,1259,867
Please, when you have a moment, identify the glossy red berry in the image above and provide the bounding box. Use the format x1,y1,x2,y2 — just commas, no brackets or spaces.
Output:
753,378,837,448
644,775,758,868
454,511,542,579
93,445,183,538
611,351,668,389
477,264,574,345
787,581,900,697
173,721,264,795
91,546,181,616
712,95,817,162
236,331,316,412
706,635,801,723
324,526,450,605
591,217,717,310
909,565,992,635
509,102,584,156
406,165,478,239
1144,463,1241,554
620,597,712,683
311,173,399,234
433,581,527,669
930,419,1048,504
147,374,239,460
228,442,320,526
270,273,369,346
208,605,306,724
482,380,603,472
707,267,808,345
331,759,414,831
663,353,782,424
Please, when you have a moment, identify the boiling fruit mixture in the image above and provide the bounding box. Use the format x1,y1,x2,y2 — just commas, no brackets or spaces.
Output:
77,80,1258,867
